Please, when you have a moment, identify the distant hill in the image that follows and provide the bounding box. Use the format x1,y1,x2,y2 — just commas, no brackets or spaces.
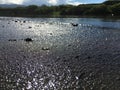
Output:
103,1,120,5
0,4,25,8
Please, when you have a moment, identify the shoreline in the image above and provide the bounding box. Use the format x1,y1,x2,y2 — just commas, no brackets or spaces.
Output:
0,15,120,19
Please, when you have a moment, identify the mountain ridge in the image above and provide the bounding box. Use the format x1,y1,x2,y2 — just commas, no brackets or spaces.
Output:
0,4,25,8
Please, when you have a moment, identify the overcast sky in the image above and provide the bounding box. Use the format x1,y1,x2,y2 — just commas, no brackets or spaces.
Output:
0,0,106,5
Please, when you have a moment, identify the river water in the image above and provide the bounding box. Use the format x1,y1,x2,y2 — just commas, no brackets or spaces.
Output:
0,17,120,90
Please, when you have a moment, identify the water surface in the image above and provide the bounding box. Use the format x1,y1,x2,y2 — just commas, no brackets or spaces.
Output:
0,17,120,90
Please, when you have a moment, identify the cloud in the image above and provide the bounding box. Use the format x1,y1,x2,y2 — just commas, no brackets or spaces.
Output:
0,0,82,5
68,2,82,5
48,0,57,5
0,0,24,4
67,0,83,5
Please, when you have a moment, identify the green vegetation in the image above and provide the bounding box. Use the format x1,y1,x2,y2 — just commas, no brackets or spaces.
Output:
0,1,120,17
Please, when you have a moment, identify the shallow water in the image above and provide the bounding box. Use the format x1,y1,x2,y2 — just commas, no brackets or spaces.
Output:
0,17,120,90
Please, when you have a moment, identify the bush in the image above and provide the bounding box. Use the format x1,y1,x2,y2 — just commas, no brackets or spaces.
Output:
111,3,120,15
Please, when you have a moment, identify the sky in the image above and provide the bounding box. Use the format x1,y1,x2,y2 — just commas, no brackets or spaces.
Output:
0,0,106,5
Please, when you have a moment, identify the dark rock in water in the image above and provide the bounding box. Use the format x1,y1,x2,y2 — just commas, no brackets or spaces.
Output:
8,39,17,41
49,33,53,35
42,47,50,50
15,21,18,22
68,44,71,46
75,55,79,59
28,26,32,29
23,21,26,23
63,59,67,62
24,38,33,42
87,56,91,59
71,23,78,27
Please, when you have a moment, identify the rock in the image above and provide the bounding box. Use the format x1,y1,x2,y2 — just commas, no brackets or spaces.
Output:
42,47,50,50
87,56,91,59
68,44,71,46
75,55,79,59
71,23,78,27
23,21,26,23
49,33,53,35
63,59,67,62
8,39,17,41
24,38,33,42
28,26,32,29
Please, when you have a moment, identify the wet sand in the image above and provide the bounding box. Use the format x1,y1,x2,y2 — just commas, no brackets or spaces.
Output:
0,17,120,90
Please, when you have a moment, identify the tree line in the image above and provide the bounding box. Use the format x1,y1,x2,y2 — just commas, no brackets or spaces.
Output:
0,1,120,17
